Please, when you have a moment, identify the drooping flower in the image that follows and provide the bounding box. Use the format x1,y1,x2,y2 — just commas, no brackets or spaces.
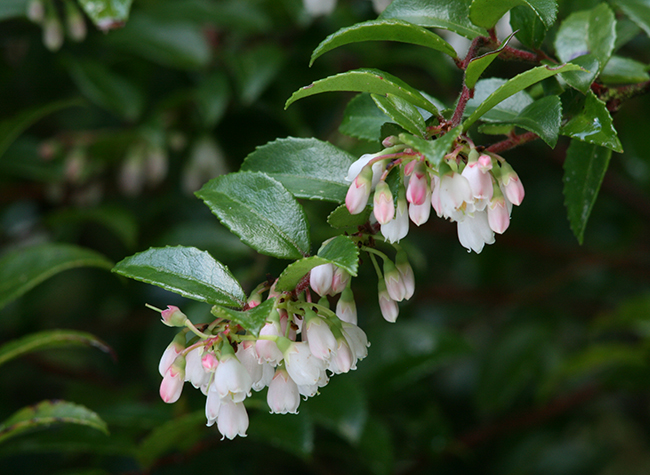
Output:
217,398,249,440
280,339,327,387
381,189,409,243
395,250,415,300
310,263,333,296
383,258,407,302
373,181,394,225
457,209,495,253
499,161,525,206
185,346,209,389
214,349,253,403
336,286,357,325
378,279,399,323
267,368,300,414
160,355,185,404
438,171,473,221
303,312,337,361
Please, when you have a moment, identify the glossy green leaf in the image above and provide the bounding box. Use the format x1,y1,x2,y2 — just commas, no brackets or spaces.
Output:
398,127,462,169
327,203,372,229
372,93,427,137
562,140,612,244
465,78,533,121
478,123,515,135
477,95,562,147
77,0,132,30
461,63,582,131
0,99,85,160
275,236,359,292
560,91,622,152
510,4,548,49
249,408,314,459
112,246,246,307
196,172,311,260
310,19,456,66
469,0,557,29
241,137,355,203
107,13,211,70
0,400,108,444
0,243,112,311
340,93,392,142
0,330,113,367
137,411,205,468
379,0,488,39
601,56,650,84
465,32,516,90
561,54,600,94
554,3,616,78
614,0,650,37
211,298,276,337
285,68,439,116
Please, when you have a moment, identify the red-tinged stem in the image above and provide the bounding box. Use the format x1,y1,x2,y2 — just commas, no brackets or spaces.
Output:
486,131,539,154
498,45,539,62
451,84,473,127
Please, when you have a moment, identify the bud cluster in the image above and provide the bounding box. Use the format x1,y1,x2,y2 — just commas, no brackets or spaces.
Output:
155,271,370,440
345,136,525,253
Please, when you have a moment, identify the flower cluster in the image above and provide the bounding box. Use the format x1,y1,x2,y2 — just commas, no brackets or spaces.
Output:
345,136,525,253
155,271,370,440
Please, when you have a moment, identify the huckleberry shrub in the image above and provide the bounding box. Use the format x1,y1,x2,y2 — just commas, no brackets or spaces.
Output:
111,0,635,442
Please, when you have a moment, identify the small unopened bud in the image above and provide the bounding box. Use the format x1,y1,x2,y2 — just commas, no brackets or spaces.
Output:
330,266,350,295
310,263,333,297
373,181,394,225
499,161,525,206
160,355,186,403
161,305,188,327
378,279,399,323
383,259,407,302
43,16,64,52
345,164,372,215
336,285,357,324
395,250,415,300
382,135,398,147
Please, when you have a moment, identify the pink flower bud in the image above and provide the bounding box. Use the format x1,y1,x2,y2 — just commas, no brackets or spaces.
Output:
381,191,408,243
267,368,300,414
378,280,399,323
201,351,219,372
158,332,186,376
478,154,493,172
487,183,510,234
304,311,337,361
383,259,407,302
395,250,415,300
160,356,185,403
310,263,333,297
336,286,357,325
461,161,493,205
406,161,428,205
160,305,188,327
330,266,351,295
409,192,431,226
255,321,283,365
345,164,373,215
499,162,525,206
373,181,394,225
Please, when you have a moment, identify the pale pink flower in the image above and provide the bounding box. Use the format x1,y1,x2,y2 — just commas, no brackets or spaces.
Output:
236,341,266,391
378,280,399,323
409,191,431,226
499,162,525,206
330,266,351,295
255,321,284,365
160,305,187,327
185,346,209,389
304,315,337,361
439,172,473,221
310,263,333,297
158,336,184,376
327,338,354,374
217,398,249,440
381,193,408,243
160,356,185,403
461,161,493,210
214,352,253,402
283,341,327,387
336,286,357,325
341,322,369,368
406,161,428,205
267,368,300,414
395,250,415,300
205,380,221,427
345,164,373,214
487,193,510,234
383,259,407,302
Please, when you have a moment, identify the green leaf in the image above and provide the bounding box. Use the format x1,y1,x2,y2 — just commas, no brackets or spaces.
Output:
469,0,557,29
465,32,516,90
371,93,427,137
0,330,114,367
510,4,548,49
196,172,311,260
107,12,211,70
77,0,132,30
562,140,612,244
601,56,650,84
137,411,205,468
0,99,85,160
561,54,600,94
398,127,462,169
461,63,582,131
195,71,230,128
379,0,488,39
465,78,533,121
211,298,276,337
614,0,650,37
285,68,439,116
560,91,622,152
241,137,355,203
0,400,108,444
275,236,359,292
328,203,372,230
112,246,246,307
340,93,392,142
553,3,616,78
310,19,456,66
476,94,562,148
0,243,112,311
